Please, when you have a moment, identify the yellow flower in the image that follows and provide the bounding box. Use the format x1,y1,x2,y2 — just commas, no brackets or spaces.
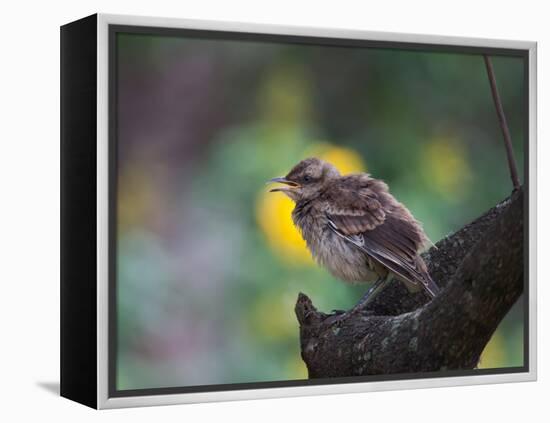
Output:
421,137,471,200
478,332,506,369
249,291,298,341
118,165,157,233
285,355,308,380
257,192,311,264
259,63,313,128
306,143,366,175
256,143,365,265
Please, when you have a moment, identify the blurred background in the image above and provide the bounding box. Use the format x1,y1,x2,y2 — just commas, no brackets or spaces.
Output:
115,32,525,390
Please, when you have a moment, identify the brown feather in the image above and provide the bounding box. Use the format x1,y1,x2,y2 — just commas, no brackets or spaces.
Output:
322,174,387,235
322,175,431,289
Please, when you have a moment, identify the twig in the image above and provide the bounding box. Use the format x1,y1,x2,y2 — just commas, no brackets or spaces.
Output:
483,55,521,191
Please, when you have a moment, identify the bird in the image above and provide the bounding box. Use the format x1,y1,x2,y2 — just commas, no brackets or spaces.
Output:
268,157,439,320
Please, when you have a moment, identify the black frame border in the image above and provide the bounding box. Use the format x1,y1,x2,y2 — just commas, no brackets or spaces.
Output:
60,14,98,409
107,23,530,399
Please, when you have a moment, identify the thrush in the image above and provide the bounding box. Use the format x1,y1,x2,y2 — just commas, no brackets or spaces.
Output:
268,157,440,319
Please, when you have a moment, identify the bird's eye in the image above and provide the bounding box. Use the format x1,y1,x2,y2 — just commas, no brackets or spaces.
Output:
303,175,311,183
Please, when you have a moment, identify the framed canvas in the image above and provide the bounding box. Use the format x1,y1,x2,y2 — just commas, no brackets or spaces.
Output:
60,13,537,409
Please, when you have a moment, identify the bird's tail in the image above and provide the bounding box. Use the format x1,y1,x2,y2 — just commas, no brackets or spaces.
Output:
422,272,440,298
413,256,440,298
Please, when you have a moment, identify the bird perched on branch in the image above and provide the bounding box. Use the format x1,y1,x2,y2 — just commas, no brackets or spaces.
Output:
268,157,439,320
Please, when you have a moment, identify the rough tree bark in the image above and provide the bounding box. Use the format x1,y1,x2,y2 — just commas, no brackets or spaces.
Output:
295,188,524,377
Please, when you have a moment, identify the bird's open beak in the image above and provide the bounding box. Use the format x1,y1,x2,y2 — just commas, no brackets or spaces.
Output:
267,177,300,193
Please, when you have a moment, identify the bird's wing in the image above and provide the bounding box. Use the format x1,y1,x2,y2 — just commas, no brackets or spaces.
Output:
324,179,438,296
322,177,387,235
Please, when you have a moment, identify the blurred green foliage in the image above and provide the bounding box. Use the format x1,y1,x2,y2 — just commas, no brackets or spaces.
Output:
115,33,525,390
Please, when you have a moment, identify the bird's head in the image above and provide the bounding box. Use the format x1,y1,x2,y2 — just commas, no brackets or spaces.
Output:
268,157,340,201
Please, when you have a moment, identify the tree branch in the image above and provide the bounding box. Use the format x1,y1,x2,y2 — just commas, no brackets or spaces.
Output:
295,189,523,377
483,55,521,191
